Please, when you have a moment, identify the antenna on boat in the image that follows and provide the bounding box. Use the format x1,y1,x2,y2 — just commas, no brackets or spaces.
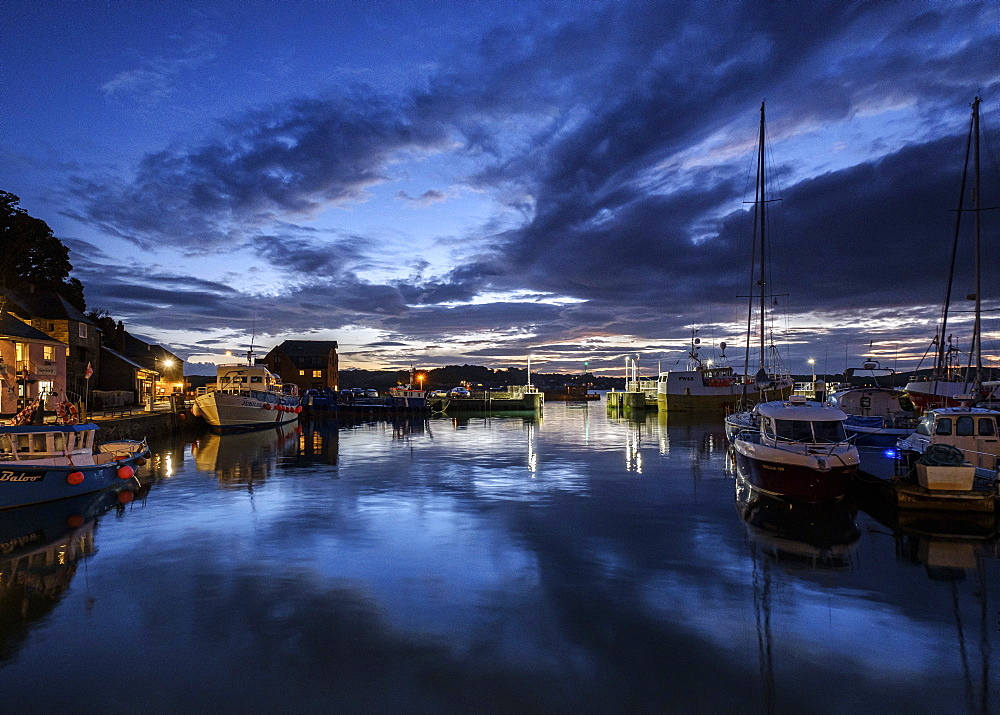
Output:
247,314,257,366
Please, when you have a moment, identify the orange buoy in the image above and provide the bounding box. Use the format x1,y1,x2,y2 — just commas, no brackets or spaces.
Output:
67,471,85,485
117,465,135,480
136,457,147,466
264,403,272,410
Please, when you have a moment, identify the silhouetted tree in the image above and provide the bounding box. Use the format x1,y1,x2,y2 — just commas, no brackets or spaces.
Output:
0,191,86,311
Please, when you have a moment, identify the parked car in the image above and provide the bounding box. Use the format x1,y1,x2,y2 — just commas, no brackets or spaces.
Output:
449,387,471,397
364,389,379,398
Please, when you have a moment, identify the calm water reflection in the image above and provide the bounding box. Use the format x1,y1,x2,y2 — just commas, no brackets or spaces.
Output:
0,402,996,713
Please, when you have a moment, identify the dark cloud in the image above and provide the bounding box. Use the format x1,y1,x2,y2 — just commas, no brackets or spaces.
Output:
65,92,453,250
55,0,1000,370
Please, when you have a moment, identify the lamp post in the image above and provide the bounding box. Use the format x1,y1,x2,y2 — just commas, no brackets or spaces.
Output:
808,359,816,395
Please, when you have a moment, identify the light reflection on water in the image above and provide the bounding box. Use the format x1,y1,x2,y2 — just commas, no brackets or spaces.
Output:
0,402,996,713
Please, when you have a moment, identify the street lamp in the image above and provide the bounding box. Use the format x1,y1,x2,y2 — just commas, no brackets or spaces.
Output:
808,358,816,385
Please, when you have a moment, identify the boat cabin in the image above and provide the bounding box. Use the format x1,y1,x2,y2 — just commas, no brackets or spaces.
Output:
756,398,850,445
214,364,295,398
0,424,98,463
827,387,915,422
902,407,1000,471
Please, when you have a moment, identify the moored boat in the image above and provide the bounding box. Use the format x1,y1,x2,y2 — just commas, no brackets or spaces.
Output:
730,396,859,503
896,406,1000,480
0,423,148,510
192,361,301,432
826,384,917,446
657,330,791,411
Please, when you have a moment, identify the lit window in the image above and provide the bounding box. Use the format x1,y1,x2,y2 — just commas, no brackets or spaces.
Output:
299,370,305,376
43,345,54,361
312,370,322,378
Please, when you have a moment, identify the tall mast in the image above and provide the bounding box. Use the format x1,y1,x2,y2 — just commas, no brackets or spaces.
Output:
757,102,767,371
935,99,975,382
972,96,982,388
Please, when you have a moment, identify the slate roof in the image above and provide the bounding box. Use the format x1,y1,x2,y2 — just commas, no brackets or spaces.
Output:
0,311,65,343
1,290,95,325
271,340,338,357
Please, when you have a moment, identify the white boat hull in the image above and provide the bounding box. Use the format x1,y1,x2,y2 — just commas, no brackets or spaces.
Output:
193,391,299,431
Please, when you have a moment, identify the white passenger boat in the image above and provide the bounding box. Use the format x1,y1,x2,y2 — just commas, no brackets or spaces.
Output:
192,361,301,432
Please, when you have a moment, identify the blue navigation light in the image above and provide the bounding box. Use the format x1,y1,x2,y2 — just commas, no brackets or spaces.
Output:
883,449,898,459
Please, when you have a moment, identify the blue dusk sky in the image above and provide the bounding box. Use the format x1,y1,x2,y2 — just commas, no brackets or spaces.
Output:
2,1,998,376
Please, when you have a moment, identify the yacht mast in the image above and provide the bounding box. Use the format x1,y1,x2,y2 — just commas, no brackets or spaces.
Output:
757,101,767,371
971,96,982,388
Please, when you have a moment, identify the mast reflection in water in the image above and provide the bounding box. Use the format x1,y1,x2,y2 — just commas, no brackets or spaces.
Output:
0,403,996,713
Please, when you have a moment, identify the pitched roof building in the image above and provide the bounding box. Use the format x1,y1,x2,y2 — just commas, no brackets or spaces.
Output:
262,340,339,393
1,290,99,401
0,310,67,415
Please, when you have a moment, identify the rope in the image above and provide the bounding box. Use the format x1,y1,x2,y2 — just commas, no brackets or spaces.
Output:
917,443,966,466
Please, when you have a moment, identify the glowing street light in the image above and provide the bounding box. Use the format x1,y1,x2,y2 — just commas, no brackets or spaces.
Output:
808,358,816,384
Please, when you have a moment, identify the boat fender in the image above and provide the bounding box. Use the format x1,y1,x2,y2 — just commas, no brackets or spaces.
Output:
117,465,135,480
66,471,85,485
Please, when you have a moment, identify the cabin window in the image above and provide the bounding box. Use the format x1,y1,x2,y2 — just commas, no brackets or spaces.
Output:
773,419,846,443
812,421,848,443
773,420,815,442
956,416,975,437
934,418,953,436
763,417,775,438
250,376,263,383
860,397,871,409
979,418,996,437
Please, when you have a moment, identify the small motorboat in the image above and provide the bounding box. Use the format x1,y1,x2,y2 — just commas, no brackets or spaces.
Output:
0,423,149,510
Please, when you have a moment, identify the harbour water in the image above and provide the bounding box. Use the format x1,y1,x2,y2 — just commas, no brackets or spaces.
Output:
1,401,997,713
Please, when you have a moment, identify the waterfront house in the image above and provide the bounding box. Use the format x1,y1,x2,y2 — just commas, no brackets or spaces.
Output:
0,310,67,416
262,340,339,393
96,345,159,407
1,290,99,401
105,322,183,400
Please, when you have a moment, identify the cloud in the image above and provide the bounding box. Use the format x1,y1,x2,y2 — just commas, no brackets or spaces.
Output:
396,189,448,207
57,0,1000,371
67,91,454,250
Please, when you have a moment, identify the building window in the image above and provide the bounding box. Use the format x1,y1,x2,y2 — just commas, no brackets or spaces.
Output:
79,323,88,339
312,370,322,378
43,345,54,362
299,370,305,376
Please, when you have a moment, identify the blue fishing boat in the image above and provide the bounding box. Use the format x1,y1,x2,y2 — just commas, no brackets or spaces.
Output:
0,423,148,510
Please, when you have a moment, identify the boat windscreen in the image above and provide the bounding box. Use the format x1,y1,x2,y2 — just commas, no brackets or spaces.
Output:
773,419,847,443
